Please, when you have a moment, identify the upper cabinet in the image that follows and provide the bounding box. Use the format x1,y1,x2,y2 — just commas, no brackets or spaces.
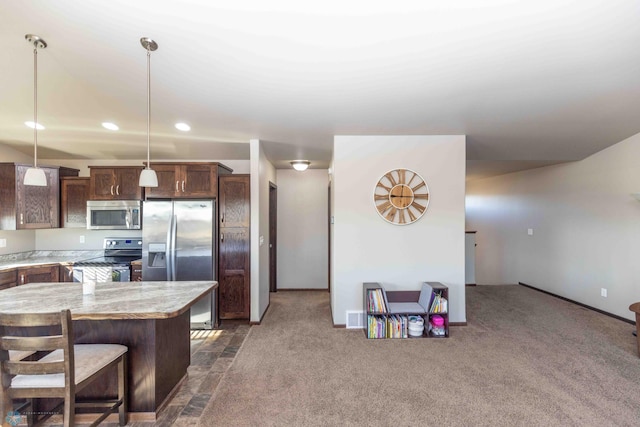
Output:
0,163,75,230
219,175,251,228
60,176,90,228
144,162,232,199
89,166,144,200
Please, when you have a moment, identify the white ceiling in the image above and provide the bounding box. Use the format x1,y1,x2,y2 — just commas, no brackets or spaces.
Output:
1,1,639,179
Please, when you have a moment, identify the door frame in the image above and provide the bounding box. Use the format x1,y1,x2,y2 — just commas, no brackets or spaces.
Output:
269,182,277,293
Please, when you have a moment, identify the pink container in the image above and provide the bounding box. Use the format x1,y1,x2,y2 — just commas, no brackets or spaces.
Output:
430,315,444,326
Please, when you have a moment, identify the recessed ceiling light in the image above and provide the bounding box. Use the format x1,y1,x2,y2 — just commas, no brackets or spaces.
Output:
175,122,191,132
102,122,119,131
24,121,44,130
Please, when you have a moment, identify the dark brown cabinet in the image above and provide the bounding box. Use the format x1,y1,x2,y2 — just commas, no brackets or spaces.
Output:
0,270,17,291
17,265,59,285
218,175,250,319
144,162,232,199
60,176,90,228
0,163,62,230
59,264,74,282
89,166,144,200
131,261,142,282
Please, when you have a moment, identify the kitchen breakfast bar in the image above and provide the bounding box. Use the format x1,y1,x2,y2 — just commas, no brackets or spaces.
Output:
0,280,217,422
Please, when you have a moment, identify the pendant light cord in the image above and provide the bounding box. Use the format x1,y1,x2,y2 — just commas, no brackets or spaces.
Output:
146,46,151,169
33,46,38,169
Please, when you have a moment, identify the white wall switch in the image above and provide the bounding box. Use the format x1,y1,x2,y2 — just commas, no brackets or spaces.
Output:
0,238,6,248
601,288,607,298
527,228,534,236
259,235,264,246
79,235,85,244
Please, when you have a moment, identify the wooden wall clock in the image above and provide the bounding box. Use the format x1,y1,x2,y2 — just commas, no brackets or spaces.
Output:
373,168,430,225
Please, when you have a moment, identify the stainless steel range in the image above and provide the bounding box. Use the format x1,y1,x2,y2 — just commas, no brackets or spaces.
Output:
73,237,142,282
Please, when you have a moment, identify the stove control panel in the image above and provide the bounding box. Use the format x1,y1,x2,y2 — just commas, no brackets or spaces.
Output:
104,238,143,249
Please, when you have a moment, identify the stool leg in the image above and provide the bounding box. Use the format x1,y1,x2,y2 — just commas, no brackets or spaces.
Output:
118,356,127,426
636,314,640,357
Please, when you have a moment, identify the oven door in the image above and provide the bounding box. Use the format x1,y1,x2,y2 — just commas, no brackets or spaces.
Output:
73,266,131,282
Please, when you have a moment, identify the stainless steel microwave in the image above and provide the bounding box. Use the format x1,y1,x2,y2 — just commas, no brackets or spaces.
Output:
86,200,142,230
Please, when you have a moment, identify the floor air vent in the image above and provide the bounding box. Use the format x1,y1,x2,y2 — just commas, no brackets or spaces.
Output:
346,311,364,329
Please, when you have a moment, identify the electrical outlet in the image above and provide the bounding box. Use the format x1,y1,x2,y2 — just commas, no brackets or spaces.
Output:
601,288,607,298
79,235,85,244
527,228,534,236
0,238,6,248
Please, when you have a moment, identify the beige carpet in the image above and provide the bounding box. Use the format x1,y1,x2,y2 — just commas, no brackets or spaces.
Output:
198,286,640,426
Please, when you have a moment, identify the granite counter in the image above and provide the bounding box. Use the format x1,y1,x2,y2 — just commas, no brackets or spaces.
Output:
0,250,102,271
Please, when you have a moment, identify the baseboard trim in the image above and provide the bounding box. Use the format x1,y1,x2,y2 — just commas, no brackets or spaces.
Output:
465,283,477,287
449,322,467,326
518,282,634,325
333,324,346,328
250,301,272,325
278,288,329,291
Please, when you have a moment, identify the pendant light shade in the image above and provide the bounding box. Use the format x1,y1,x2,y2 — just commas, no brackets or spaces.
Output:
139,37,158,188
24,34,48,187
139,168,158,187
24,167,47,186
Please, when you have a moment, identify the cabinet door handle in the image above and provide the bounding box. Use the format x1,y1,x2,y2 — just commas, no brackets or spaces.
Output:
20,274,25,285
20,213,23,225
220,233,224,242
110,185,114,196
176,181,179,192
116,185,120,195
182,180,185,192
221,212,224,223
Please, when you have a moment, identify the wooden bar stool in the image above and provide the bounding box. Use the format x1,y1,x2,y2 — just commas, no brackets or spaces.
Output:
0,309,128,426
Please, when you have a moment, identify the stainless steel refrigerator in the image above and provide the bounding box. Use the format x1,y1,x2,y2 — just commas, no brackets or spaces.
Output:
142,200,216,329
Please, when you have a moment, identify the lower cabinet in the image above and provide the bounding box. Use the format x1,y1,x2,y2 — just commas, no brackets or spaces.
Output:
17,265,59,285
0,270,17,290
218,228,250,319
131,261,142,282
59,265,74,282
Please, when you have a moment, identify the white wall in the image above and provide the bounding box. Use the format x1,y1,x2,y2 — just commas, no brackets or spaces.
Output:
276,169,329,289
466,132,640,321
332,135,466,325
250,140,276,322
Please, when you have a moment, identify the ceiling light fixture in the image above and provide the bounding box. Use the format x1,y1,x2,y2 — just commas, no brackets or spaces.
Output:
290,160,310,171
175,122,191,132
23,34,48,187
138,37,159,187
102,122,119,131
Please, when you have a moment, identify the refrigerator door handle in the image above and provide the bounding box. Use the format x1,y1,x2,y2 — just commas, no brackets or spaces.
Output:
165,214,174,281
170,214,178,281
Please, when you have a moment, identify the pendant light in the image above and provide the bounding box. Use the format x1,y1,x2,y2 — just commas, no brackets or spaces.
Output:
23,34,48,187
138,37,158,187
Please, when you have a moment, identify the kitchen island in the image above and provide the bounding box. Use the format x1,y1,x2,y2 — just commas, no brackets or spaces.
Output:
0,280,217,422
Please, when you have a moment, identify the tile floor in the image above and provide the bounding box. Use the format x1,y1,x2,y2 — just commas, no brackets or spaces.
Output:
131,320,250,427
40,320,250,426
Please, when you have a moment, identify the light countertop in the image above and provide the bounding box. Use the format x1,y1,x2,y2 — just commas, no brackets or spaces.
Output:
0,250,103,271
0,280,217,320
